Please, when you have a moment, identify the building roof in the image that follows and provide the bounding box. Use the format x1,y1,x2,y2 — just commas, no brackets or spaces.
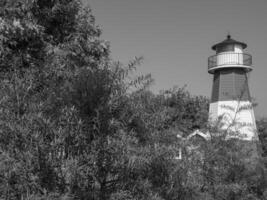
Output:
211,35,247,51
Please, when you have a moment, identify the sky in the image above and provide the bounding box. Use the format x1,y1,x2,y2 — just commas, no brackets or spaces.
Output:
84,0,267,118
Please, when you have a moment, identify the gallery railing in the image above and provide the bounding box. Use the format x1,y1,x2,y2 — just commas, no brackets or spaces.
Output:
208,53,252,70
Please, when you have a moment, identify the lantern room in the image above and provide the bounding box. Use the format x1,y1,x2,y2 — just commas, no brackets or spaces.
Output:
208,35,252,74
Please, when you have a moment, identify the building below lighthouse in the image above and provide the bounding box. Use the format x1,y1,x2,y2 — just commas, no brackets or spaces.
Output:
208,35,257,141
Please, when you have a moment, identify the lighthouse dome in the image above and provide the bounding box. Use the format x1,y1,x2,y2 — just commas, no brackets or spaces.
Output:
212,35,247,53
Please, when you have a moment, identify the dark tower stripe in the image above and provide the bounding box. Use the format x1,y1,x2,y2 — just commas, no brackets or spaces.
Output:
211,73,220,102
211,68,251,103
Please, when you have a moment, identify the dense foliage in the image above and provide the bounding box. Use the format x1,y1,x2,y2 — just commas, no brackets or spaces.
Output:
0,1,266,199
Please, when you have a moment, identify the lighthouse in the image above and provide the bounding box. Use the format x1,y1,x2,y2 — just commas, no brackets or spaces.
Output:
208,35,257,140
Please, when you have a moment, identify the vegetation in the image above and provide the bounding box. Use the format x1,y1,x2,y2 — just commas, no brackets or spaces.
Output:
0,0,266,199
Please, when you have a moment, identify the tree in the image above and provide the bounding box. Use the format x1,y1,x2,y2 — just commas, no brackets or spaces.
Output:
0,0,113,199
0,1,154,199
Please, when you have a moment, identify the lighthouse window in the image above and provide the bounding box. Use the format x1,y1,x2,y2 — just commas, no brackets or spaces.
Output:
217,44,234,53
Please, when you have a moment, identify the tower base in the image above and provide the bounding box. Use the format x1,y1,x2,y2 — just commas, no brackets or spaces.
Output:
209,100,257,141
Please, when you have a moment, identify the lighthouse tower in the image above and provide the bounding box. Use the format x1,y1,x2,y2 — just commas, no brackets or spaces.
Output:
208,35,257,140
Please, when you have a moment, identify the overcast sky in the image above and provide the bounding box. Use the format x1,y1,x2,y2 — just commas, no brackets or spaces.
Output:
84,0,267,118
